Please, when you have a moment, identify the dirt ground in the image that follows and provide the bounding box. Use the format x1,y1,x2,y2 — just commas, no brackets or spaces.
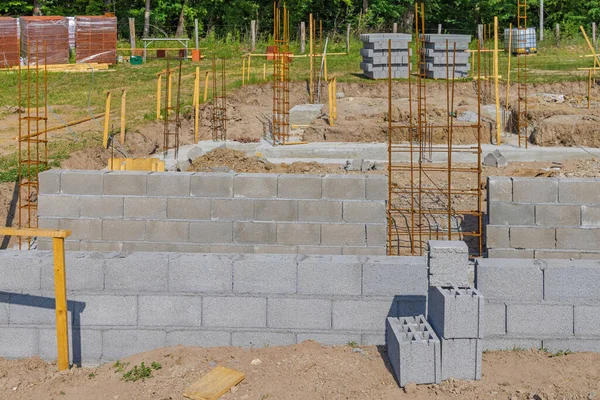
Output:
0,342,599,400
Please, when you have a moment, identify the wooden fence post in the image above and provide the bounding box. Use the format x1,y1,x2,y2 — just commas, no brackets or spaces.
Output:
128,17,136,55
301,22,306,53
251,20,257,51
393,23,397,33
346,23,351,54
556,23,560,47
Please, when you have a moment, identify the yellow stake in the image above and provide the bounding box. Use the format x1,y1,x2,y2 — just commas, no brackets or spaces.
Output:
103,91,111,148
324,53,328,81
204,71,209,102
53,236,69,371
263,63,266,81
194,67,200,143
242,57,246,85
494,16,501,144
167,71,172,112
120,89,126,144
247,55,251,81
156,75,162,120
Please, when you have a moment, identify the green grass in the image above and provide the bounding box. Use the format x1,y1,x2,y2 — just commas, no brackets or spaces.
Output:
121,361,162,382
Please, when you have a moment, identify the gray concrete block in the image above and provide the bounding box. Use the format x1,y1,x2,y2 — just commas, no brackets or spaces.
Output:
267,298,331,329
0,293,8,324
536,204,581,227
386,315,441,386
70,294,137,326
582,206,600,227
322,175,365,199
103,171,147,196
146,220,189,243
9,294,62,325
253,245,298,254
362,333,386,346
147,172,191,196
233,254,297,294
102,329,166,361
234,222,276,244
167,197,211,220
211,199,254,221
203,296,266,328
102,219,146,241
38,195,80,218
542,339,600,353
166,330,231,347
475,258,543,300
39,169,61,194
484,302,506,336
297,246,342,255
0,327,38,358
124,197,167,219
190,221,233,243
169,254,233,293
366,175,387,201
234,174,278,198
507,304,573,337
574,305,600,336
366,224,387,247
487,248,535,258
333,299,396,331
440,338,482,381
544,262,600,301
558,178,600,204
321,223,366,246
278,174,322,199
39,327,102,364
105,255,168,292
276,223,320,245
513,178,558,203
80,197,124,218
191,173,234,197
138,295,202,326
486,225,509,249
59,218,102,240
0,252,42,291
255,200,298,221
509,226,555,249
342,246,385,255
581,252,600,260
297,333,361,346
298,200,342,222
428,286,483,340
534,250,582,259
125,241,211,253
362,256,427,296
342,201,386,223
232,331,296,347
61,170,105,195
298,256,362,295
38,217,59,230
482,338,541,351
488,202,535,225
42,255,104,292
556,227,600,250
209,244,254,253
428,240,469,287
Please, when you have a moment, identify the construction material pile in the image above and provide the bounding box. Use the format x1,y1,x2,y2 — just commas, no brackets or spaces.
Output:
75,16,117,64
20,16,69,65
420,34,471,79
359,33,411,79
0,17,19,67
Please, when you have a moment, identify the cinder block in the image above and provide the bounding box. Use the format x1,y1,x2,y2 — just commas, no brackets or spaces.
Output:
574,305,600,336
0,252,42,291
147,172,191,196
544,262,600,301
428,240,469,287
486,225,509,249
582,206,600,227
362,333,386,346
366,175,388,201
105,254,168,292
210,244,254,253
39,327,102,365
581,252,600,260
440,338,482,381
38,217,59,230
254,200,297,221
507,304,573,337
298,256,362,295
322,175,365,200
79,241,122,252
38,195,79,217
190,221,233,243
297,246,342,255
102,219,145,241
487,248,534,258
169,254,233,293
234,222,276,244
0,293,8,324
487,176,512,202
484,302,506,336
203,296,266,328
509,226,555,249
342,201,386,223
298,201,342,222
482,338,541,351
536,204,580,227
80,197,124,218
321,223,366,246
138,295,202,327
253,245,298,254
191,173,234,197
276,223,320,245
278,174,322,199
232,331,296,347
267,298,331,329
297,333,361,346
333,299,397,331
558,178,600,204
122,242,206,253
386,315,441,386
61,170,105,195
542,339,600,353
59,218,102,240
103,171,147,196
0,327,38,358
556,227,600,250
366,224,386,247
428,286,483,339
488,202,535,225
233,254,297,294
167,197,210,220
166,330,231,347
9,294,62,325
70,294,137,326
512,178,558,203
211,199,254,221
342,246,385,255
362,256,427,296
146,220,189,243
397,296,427,318
124,197,167,219
42,255,104,291
534,250,582,259
102,329,166,361
475,258,543,300
234,174,278,198
39,169,61,194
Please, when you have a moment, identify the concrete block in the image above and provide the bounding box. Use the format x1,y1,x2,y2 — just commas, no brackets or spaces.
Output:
484,150,508,168
487,178,513,201
289,104,324,125
366,175,388,200
342,246,385,255
544,262,600,301
440,338,482,381
582,206,600,227
80,240,122,252
190,221,233,243
278,174,322,199
147,172,191,196
80,197,124,218
122,242,207,253
42,255,104,292
124,197,167,219
333,299,396,331
509,226,555,249
146,220,189,243
232,331,296,348
234,174,278,198
486,225,509,249
297,246,342,255
203,296,266,328
475,258,543,300
362,333,386,346
0,252,42,291
210,244,254,253
298,201,342,222
253,245,298,254
362,256,427,296
507,304,573,337
191,173,234,197
542,339,600,353
556,228,600,250
105,254,168,292
38,217,59,230
397,296,428,318
267,298,331,329
9,294,62,324
488,202,535,225
0,327,38,358
138,295,202,326
276,223,320,245
102,330,166,361
297,333,361,346
234,222,276,244
61,170,105,195
298,256,362,295
482,338,541,351
558,178,600,204
581,252,600,260
428,240,469,287
211,199,254,221
169,254,233,293
342,201,386,223
254,200,298,221
70,294,137,326
574,305,600,336
0,293,8,324
484,302,506,336
39,327,102,365
167,197,210,220
103,171,147,196
487,248,534,258
38,195,80,217
386,315,441,386
233,254,297,294
535,204,580,227
534,250,582,259
428,286,483,339
59,218,102,240
321,223,366,246
366,224,387,247
39,169,61,194
322,175,365,200
166,330,231,347
513,178,558,203
102,219,145,241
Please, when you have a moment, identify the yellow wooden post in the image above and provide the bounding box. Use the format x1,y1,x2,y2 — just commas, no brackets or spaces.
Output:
193,67,199,107
242,57,246,85
494,16,501,145
505,24,512,116
589,70,592,109
204,71,209,102
120,89,126,144
167,71,172,111
333,77,337,120
156,75,162,120
247,55,251,81
52,236,69,371
194,67,200,143
263,63,266,81
328,79,333,126
324,53,328,81
103,91,111,149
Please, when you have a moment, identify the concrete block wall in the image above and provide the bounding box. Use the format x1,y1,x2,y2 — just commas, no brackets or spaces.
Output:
359,33,411,79
486,177,600,260
0,250,428,364
421,34,471,79
37,170,387,255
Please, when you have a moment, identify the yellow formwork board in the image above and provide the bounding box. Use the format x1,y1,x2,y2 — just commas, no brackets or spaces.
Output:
183,366,245,400
108,158,166,172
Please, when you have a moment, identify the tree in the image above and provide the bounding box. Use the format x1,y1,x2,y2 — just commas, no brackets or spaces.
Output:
175,0,186,37
33,0,43,15
143,0,150,37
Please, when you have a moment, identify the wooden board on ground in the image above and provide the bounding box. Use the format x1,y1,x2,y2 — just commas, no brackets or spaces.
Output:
183,366,245,400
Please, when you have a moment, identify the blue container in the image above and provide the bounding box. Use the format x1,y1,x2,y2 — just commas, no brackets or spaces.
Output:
503,27,537,54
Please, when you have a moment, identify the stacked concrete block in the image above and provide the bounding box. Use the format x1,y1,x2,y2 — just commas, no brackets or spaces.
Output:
428,240,470,287
359,33,411,79
386,315,441,386
420,34,471,79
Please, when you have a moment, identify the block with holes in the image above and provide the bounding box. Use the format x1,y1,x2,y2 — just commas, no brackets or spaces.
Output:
428,286,484,339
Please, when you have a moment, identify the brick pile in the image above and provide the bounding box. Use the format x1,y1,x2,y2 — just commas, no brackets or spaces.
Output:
0,17,19,67
20,16,69,65
75,16,117,64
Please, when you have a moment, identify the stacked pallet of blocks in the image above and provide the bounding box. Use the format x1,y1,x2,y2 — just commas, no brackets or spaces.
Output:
421,34,471,79
0,17,19,67
359,33,411,79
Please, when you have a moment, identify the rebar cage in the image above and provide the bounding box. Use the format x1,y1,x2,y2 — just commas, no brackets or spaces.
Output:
272,3,290,145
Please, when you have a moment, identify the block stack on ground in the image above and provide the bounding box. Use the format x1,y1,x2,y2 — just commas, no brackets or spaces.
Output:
359,33,411,80
421,34,471,79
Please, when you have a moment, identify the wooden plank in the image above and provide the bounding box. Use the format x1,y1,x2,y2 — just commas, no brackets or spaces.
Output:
183,366,245,400
0,227,71,238
52,237,69,371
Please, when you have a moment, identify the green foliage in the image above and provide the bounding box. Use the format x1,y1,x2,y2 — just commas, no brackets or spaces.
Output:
121,361,162,382
112,360,130,373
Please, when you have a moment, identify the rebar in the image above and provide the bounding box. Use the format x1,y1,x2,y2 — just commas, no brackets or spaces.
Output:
517,0,529,148
211,56,227,141
272,2,290,145
163,57,182,158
